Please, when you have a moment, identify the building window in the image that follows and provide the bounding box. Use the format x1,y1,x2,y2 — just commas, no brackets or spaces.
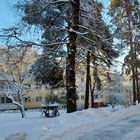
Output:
24,97,28,102
24,84,31,88
1,97,5,103
6,97,12,103
126,89,129,93
95,95,98,99
25,97,31,102
81,95,84,100
118,90,121,93
36,96,42,102
36,86,41,90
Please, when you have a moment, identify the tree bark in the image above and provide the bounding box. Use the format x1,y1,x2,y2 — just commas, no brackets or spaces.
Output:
90,77,95,108
84,51,90,109
18,93,26,118
136,66,140,103
131,47,137,105
126,1,137,105
134,48,140,103
66,0,80,113
13,102,26,118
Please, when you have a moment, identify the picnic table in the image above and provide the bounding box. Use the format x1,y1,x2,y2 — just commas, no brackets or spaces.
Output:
41,104,60,117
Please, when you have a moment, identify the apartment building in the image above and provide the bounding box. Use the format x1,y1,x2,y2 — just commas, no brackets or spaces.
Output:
76,66,132,109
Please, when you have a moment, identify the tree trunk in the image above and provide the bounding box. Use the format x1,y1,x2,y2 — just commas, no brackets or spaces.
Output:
90,76,95,108
131,50,137,105
19,94,26,118
13,102,26,118
6,93,26,118
136,67,140,103
19,106,26,118
16,92,26,118
84,51,90,109
126,3,136,105
66,0,79,113
134,48,140,103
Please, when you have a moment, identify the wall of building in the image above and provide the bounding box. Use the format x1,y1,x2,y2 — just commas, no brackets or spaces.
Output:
75,67,133,109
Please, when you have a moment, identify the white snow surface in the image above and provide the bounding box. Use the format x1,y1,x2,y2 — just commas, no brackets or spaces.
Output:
0,105,140,140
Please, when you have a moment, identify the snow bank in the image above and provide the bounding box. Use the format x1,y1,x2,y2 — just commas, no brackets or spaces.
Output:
1,105,140,140
0,108,111,140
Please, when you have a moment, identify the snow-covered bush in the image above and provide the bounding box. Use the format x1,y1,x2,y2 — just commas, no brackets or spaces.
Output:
108,93,130,108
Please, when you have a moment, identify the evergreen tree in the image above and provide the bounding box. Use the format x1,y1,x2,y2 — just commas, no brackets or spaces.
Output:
31,58,64,86
16,0,79,112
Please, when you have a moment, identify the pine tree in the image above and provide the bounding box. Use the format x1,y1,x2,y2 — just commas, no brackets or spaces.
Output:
109,0,140,105
81,1,118,109
15,0,79,112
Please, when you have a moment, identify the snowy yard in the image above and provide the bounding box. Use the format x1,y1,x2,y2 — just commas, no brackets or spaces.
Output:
0,105,140,140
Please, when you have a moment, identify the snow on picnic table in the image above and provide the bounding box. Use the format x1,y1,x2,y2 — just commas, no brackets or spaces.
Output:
0,105,140,140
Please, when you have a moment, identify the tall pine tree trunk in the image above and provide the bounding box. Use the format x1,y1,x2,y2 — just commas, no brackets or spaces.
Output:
90,76,95,108
136,66,140,103
84,51,90,109
134,48,140,103
131,46,137,105
126,2,137,105
66,0,80,113
90,57,97,108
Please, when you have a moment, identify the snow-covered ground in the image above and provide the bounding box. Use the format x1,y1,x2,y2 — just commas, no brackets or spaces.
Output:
0,105,140,140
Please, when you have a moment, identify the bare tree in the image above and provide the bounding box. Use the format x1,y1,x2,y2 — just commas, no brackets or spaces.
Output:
0,46,37,118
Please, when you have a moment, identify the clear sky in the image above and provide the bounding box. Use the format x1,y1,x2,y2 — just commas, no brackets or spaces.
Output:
0,0,110,29
0,0,20,29
98,0,110,7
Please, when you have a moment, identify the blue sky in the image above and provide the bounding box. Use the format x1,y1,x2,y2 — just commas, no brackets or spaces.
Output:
0,0,110,29
0,0,20,29
98,0,110,7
